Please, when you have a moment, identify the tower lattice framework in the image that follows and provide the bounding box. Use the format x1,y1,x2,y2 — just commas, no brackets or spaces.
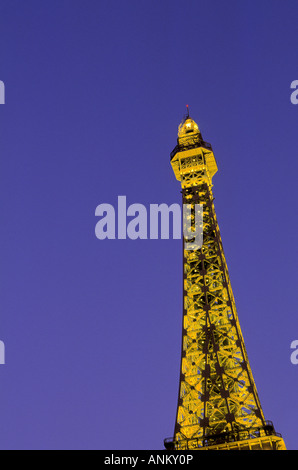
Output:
164,111,286,451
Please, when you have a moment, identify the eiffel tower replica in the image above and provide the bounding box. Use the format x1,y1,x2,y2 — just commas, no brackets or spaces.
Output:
164,108,286,450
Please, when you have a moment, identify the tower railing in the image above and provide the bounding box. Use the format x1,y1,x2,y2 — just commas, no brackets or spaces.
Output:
164,421,283,450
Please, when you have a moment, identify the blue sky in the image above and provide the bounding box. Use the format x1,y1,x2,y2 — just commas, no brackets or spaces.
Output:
0,0,297,450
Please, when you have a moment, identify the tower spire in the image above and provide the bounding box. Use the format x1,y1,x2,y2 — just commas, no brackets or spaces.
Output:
186,104,190,119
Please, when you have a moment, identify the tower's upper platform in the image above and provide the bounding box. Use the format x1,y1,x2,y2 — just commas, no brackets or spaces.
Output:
171,112,213,160
178,117,200,138
171,111,218,186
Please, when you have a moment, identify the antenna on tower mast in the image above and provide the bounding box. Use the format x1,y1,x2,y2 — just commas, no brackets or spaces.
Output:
185,104,190,118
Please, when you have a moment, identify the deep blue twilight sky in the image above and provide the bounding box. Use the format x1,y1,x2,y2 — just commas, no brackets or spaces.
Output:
0,0,297,450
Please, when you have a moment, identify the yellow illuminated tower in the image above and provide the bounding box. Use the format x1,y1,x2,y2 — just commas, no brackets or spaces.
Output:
164,108,286,450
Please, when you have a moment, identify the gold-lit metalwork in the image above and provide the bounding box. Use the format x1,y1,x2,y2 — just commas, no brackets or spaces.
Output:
165,111,286,450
